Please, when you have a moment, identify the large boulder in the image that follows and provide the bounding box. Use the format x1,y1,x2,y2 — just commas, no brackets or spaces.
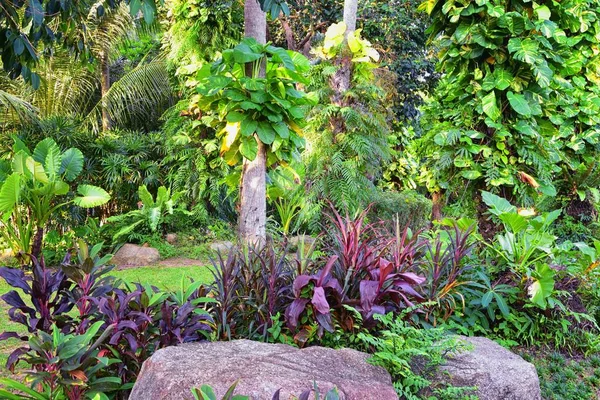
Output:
129,340,398,400
111,243,160,267
434,336,541,400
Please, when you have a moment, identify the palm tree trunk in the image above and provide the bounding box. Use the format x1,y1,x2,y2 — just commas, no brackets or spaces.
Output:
100,49,112,132
239,0,267,245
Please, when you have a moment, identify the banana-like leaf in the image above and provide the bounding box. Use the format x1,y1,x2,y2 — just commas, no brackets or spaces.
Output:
73,185,111,208
148,207,161,231
0,173,20,214
156,186,169,206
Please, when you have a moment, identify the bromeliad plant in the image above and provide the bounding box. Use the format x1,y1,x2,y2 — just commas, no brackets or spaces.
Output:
189,38,315,167
106,184,190,243
0,137,110,263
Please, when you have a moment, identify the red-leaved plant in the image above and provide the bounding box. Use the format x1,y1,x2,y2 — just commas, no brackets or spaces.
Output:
286,206,428,336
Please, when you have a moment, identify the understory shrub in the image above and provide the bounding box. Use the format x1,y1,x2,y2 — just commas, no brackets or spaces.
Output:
359,312,476,400
369,189,432,232
440,191,600,352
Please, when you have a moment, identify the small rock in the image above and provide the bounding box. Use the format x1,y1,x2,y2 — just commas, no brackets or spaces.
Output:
433,336,541,400
130,340,398,400
287,235,317,252
111,243,160,267
209,240,234,254
165,233,178,245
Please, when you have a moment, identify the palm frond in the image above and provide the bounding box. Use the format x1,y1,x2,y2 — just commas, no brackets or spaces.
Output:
0,89,39,130
32,53,100,117
84,57,175,133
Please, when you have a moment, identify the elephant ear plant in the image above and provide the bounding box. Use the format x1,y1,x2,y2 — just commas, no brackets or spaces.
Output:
0,137,110,263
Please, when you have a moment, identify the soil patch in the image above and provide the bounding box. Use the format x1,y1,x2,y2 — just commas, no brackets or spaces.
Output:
116,257,206,270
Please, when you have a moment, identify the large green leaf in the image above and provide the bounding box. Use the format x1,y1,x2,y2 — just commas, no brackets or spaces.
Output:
507,91,531,116
256,121,276,144
494,68,513,90
11,151,32,179
533,62,553,88
33,138,62,178
26,157,49,184
482,91,501,121
507,38,541,65
147,207,161,231
73,185,110,208
499,212,528,234
60,148,84,181
481,191,516,215
138,185,154,208
0,173,20,214
232,41,263,64
156,186,169,206
240,136,258,160
528,264,555,309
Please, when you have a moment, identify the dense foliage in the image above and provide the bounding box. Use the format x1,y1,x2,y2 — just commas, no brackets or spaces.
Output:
420,0,600,214
2,0,600,398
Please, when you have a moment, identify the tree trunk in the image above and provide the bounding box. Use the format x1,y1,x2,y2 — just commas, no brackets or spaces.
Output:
280,16,296,50
431,191,442,221
239,0,267,245
331,0,358,104
100,49,112,132
343,0,358,34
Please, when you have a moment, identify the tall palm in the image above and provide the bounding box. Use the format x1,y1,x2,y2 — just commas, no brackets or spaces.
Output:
0,1,173,133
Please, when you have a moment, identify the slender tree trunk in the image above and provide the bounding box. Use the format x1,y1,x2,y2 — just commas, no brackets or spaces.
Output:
331,0,358,103
343,0,358,34
280,16,296,50
100,49,112,132
239,0,267,245
431,191,442,221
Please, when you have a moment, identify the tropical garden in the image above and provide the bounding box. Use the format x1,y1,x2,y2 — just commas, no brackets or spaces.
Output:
0,0,599,398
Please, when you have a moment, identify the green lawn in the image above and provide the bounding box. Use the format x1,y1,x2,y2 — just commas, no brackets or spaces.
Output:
0,264,214,375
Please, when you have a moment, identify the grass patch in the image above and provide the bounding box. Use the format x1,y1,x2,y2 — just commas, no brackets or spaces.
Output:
113,264,213,290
